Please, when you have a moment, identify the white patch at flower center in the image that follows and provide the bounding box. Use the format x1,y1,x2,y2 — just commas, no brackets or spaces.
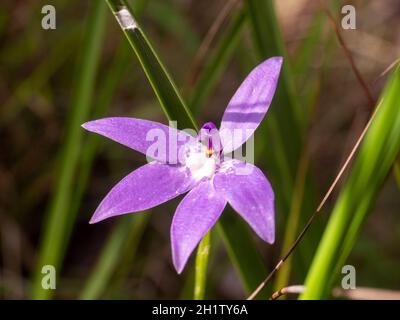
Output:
185,148,217,181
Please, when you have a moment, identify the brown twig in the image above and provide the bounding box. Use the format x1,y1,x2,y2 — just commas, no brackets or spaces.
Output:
374,57,400,83
271,285,305,300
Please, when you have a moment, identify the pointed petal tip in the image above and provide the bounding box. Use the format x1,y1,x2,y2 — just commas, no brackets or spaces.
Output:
264,233,275,245
88,217,97,224
89,213,102,224
252,229,275,245
174,262,184,275
172,249,185,274
81,121,92,131
266,56,283,70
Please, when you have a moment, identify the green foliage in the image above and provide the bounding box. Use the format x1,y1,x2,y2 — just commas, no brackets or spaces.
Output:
301,66,400,299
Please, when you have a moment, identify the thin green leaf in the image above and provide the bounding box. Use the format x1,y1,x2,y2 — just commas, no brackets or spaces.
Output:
106,0,197,130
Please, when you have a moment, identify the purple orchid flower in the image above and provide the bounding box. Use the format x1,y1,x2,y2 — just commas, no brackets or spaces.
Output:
82,57,283,273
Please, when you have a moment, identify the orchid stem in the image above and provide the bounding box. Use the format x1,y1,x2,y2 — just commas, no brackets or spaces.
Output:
194,231,211,300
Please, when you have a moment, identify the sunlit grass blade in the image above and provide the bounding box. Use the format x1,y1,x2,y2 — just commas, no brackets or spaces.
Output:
106,0,267,296
301,66,400,299
31,1,107,299
188,10,246,114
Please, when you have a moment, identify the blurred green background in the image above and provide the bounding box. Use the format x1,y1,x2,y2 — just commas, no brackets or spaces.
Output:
0,0,399,299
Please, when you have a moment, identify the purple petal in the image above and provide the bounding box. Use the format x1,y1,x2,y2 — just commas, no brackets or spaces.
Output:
219,57,282,153
171,180,226,273
82,117,195,163
214,160,275,243
90,162,193,224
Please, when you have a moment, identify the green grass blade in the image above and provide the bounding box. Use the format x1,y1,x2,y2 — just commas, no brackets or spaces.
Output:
106,0,267,296
301,66,400,299
31,1,107,299
194,231,211,300
106,0,197,130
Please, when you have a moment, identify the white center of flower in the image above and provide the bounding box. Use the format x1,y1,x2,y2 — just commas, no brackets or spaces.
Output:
185,149,217,181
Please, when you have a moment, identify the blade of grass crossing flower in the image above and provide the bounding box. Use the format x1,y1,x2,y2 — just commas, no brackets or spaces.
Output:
106,0,197,130
106,0,268,296
31,1,107,299
194,232,211,300
301,66,400,299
